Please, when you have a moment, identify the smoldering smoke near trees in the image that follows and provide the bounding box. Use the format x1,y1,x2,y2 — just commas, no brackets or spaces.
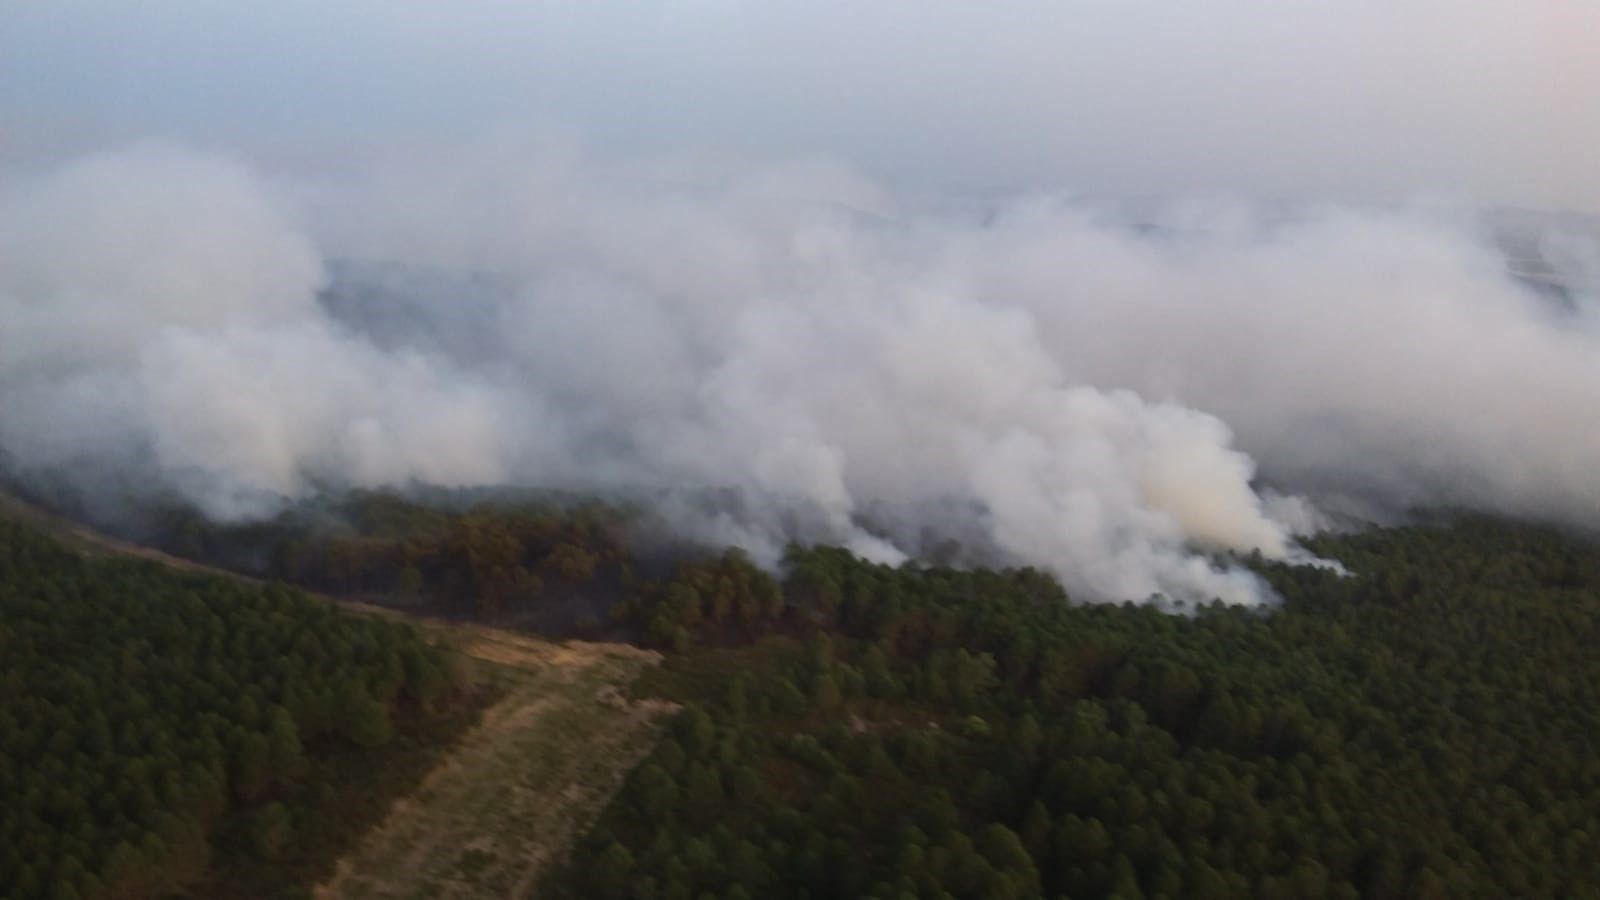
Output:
2,144,1597,607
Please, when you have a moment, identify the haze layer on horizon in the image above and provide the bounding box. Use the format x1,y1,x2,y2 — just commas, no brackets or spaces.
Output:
3,1,1598,213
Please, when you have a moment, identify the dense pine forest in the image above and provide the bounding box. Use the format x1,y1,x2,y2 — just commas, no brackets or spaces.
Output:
545,518,1600,899
0,517,480,900
8,487,1600,898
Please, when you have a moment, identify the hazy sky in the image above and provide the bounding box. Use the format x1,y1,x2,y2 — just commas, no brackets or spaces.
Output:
4,1,1598,211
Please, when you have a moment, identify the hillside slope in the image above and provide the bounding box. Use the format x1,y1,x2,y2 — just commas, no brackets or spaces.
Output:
0,492,672,899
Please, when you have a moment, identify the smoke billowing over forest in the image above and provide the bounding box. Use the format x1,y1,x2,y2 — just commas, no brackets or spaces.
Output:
3,142,1598,605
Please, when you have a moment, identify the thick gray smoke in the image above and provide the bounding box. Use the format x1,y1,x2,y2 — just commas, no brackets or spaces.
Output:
3,144,1598,606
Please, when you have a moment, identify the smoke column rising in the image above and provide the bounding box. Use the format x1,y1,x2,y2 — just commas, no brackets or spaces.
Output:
3,143,1598,605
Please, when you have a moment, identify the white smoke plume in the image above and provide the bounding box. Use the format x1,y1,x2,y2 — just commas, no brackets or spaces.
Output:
3,143,1598,606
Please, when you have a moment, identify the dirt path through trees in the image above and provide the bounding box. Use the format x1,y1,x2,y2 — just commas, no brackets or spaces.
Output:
315,629,673,899
0,489,672,899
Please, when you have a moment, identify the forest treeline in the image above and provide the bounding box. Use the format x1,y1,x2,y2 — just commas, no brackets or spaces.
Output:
0,517,476,900
144,490,633,624
545,517,1600,899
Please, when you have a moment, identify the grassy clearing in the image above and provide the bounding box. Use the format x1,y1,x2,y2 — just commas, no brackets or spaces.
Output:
316,627,674,900
196,689,500,900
